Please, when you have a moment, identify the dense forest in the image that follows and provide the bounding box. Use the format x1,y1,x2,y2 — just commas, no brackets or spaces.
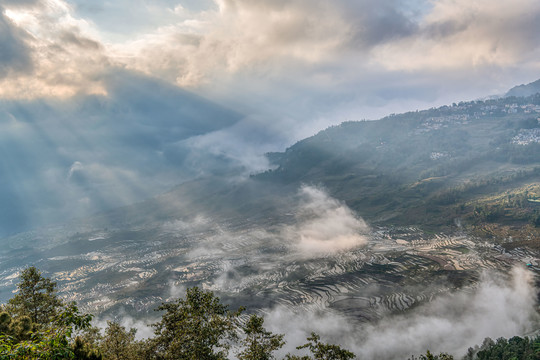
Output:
1,268,538,359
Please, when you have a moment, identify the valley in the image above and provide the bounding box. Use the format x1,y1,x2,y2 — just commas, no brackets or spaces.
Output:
1,85,540,355
1,215,537,326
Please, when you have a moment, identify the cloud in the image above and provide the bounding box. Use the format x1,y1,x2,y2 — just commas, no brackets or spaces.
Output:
66,0,210,40
0,0,41,7
167,281,186,301
0,7,32,77
170,185,369,295
97,0,540,148
357,266,539,359
105,266,537,357
0,0,537,134
262,266,539,360
178,116,280,177
0,0,108,98
108,0,540,90
112,0,420,88
0,0,539,107
373,0,540,71
284,186,369,257
182,185,368,265
94,309,155,341
262,305,356,358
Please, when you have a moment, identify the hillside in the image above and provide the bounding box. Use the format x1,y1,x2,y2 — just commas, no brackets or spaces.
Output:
0,83,539,357
86,92,540,240
256,95,540,239
506,78,540,98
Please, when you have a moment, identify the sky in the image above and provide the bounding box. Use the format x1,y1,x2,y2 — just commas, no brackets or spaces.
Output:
1,0,540,234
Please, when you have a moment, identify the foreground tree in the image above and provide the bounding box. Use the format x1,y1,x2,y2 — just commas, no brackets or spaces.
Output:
475,336,539,360
0,302,96,359
99,321,140,360
237,314,285,360
7,266,63,325
150,286,243,359
286,333,355,360
408,350,454,360
73,335,103,360
0,311,33,341
0,267,100,359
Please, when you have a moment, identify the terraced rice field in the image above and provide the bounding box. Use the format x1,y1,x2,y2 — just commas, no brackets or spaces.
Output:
0,222,538,323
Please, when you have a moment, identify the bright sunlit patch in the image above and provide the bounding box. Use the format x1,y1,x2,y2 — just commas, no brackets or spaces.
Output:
3,9,31,25
0,76,108,100
0,0,109,100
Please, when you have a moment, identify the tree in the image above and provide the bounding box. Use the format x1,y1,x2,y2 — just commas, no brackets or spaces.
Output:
237,314,285,360
286,333,355,360
0,311,33,341
7,266,63,325
0,302,94,359
151,286,243,360
99,321,139,360
73,335,103,360
475,336,539,360
419,350,453,360
0,267,99,359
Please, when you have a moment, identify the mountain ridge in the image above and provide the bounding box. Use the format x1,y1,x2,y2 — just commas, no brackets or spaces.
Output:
506,78,540,98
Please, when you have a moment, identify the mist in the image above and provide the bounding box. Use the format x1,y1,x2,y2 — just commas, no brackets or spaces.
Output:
103,266,538,359
261,266,539,359
180,185,369,262
93,309,155,341
285,186,369,257
0,70,242,236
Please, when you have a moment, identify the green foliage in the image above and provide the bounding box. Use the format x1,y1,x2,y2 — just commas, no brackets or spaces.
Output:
72,336,103,360
150,286,243,360
99,321,139,360
286,333,355,360
474,336,540,360
411,350,454,360
411,336,540,360
237,314,285,360
0,267,97,359
7,266,63,326
0,312,33,341
0,305,94,359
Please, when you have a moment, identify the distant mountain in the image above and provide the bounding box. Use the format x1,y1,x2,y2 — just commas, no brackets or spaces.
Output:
256,94,540,232
506,78,540,97
81,90,540,235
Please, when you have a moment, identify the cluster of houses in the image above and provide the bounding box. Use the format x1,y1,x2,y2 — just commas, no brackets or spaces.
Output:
512,128,540,145
430,151,449,160
504,103,540,114
477,103,540,116
416,114,470,133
